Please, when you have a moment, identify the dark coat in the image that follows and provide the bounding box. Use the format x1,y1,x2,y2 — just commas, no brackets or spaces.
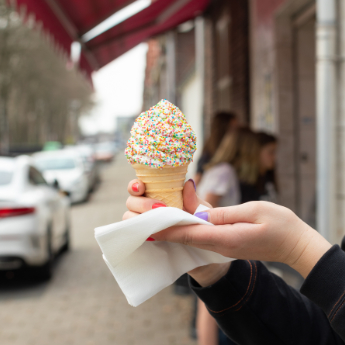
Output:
190,238,345,344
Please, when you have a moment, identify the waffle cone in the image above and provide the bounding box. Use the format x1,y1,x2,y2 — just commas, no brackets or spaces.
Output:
132,164,189,209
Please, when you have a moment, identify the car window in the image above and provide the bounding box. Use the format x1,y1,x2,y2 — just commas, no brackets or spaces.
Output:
28,166,47,185
0,171,13,185
0,160,14,186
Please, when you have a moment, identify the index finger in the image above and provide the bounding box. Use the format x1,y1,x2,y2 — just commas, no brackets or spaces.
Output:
152,222,261,259
197,202,265,226
152,224,219,248
127,179,146,196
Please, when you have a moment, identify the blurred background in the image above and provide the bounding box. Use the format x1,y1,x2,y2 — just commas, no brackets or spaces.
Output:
0,0,344,344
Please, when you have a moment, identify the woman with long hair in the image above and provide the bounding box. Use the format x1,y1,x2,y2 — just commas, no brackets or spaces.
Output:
194,112,238,186
240,131,278,203
198,127,259,207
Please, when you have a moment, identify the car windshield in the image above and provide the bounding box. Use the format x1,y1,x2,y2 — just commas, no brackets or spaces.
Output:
35,158,76,171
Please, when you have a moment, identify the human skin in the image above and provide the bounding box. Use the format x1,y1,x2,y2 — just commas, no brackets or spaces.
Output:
124,179,332,287
260,142,277,173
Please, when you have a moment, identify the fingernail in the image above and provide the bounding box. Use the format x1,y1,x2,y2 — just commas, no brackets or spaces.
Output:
132,183,139,192
194,212,209,221
188,178,196,191
146,237,156,241
152,203,166,209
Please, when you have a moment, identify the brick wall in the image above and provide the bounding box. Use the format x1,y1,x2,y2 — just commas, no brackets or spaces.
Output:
143,26,197,113
142,39,162,111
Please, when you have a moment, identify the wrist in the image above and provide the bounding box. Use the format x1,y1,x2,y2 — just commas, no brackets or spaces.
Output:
289,226,332,278
188,262,231,287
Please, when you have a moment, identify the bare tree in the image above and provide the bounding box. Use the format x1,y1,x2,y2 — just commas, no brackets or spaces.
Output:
0,0,94,154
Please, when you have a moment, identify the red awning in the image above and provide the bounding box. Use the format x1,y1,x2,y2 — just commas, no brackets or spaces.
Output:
13,0,210,76
85,0,210,67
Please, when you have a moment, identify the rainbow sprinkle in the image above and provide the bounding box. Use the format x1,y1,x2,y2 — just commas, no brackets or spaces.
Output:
125,99,197,168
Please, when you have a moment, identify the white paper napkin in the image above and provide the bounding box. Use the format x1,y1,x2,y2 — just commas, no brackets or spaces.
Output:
94,205,234,307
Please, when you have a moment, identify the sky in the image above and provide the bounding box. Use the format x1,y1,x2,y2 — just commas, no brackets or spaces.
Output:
79,42,148,135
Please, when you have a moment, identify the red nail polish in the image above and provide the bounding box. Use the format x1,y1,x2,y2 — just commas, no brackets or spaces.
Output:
152,203,166,209
132,183,139,192
146,237,155,241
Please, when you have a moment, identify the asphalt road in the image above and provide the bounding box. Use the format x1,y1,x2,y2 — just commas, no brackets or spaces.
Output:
0,156,196,345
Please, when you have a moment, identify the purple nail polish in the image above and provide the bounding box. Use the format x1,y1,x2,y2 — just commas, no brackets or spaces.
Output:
188,178,196,191
194,212,208,221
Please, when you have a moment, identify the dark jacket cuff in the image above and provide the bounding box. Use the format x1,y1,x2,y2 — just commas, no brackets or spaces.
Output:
189,259,257,314
301,245,345,317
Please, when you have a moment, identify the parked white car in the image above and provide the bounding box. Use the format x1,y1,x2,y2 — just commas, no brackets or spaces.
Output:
94,142,116,162
0,156,70,279
33,150,89,203
65,145,100,193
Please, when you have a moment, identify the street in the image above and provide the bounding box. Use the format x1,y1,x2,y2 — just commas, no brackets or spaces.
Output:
0,156,196,345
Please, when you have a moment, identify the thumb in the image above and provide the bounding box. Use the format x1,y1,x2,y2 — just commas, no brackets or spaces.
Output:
183,179,212,214
195,202,261,225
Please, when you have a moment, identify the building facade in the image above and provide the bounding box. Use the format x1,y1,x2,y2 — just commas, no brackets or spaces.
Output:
142,0,345,244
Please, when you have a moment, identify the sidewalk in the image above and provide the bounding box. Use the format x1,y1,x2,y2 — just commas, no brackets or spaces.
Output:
0,155,196,345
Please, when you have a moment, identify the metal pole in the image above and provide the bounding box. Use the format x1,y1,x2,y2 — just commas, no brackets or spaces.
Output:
338,0,345,244
316,0,337,241
195,16,205,147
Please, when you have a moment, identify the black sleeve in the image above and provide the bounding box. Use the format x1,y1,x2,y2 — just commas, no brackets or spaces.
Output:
190,259,344,345
301,245,345,342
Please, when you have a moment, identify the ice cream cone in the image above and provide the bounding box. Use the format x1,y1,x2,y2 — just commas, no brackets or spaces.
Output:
132,164,189,209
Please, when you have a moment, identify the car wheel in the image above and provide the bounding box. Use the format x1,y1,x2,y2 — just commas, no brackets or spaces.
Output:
61,222,70,253
35,226,53,281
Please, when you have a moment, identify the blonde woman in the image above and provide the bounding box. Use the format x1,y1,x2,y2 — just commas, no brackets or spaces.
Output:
197,128,260,345
198,127,260,208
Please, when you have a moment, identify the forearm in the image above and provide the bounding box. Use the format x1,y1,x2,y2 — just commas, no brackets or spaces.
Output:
190,260,344,345
288,226,332,278
189,262,231,287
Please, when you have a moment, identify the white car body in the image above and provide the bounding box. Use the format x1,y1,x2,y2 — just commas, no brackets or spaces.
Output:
94,142,116,162
64,145,99,192
33,150,89,204
0,156,70,271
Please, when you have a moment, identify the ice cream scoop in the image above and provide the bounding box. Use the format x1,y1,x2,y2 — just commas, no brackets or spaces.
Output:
125,99,196,168
125,100,197,208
